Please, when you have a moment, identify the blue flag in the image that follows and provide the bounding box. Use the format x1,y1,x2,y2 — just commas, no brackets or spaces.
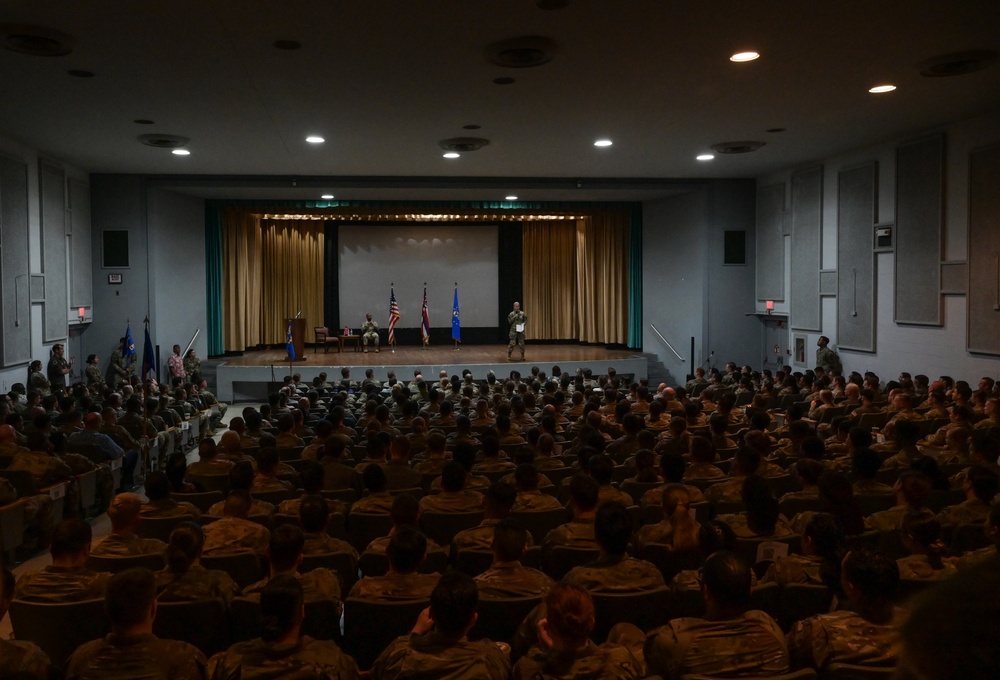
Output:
286,319,296,361
141,325,156,381
123,324,136,359
452,286,461,342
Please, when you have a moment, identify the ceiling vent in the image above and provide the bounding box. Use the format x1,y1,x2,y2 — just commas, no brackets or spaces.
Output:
918,50,997,77
137,134,190,149
486,36,558,68
0,24,73,56
438,137,490,152
711,141,765,155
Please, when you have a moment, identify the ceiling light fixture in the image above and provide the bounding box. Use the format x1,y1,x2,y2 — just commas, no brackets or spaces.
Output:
67,69,94,78
171,149,190,156
321,194,334,199
443,152,460,159
730,51,760,62
133,119,155,125
696,154,715,161
505,195,518,200
868,84,897,93
594,139,613,147
305,135,325,143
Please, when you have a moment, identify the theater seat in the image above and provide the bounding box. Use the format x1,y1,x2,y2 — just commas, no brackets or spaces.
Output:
153,599,230,656
9,598,109,671
343,598,430,670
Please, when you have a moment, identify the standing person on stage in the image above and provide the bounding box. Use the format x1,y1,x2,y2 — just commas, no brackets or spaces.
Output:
48,343,70,395
107,338,130,388
183,349,201,383
507,302,528,362
167,345,185,387
815,336,842,375
362,313,380,353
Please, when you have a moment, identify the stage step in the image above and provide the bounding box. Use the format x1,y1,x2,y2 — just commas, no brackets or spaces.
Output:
640,352,682,388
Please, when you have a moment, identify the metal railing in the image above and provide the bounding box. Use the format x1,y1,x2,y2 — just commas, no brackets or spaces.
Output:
649,324,685,361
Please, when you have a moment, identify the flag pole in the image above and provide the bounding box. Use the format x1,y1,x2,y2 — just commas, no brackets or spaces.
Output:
139,316,151,483
453,281,460,351
421,282,429,350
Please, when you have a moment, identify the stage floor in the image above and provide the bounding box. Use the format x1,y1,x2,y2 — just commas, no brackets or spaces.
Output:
213,344,647,402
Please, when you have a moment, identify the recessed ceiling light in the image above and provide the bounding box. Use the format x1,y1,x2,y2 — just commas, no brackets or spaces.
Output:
321,194,334,199
869,84,897,93
493,77,516,85
463,124,481,130
273,40,302,50
171,149,190,156
766,127,786,133
696,154,715,161
594,139,613,147
505,195,518,200
133,119,155,125
443,152,460,159
730,51,760,62
305,135,325,143
67,69,94,78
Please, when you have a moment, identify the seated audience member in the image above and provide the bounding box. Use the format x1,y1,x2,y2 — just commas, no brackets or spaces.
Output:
703,447,764,504
92,492,167,557
66,567,207,679
762,512,844,587
631,484,701,557
351,463,396,515
780,457,824,501
714,476,795,539
541,474,601,562
278,460,346,516
868,471,935,531
298,493,359,562
587,454,634,507
155,521,239,605
452,481,526,555
628,447,661,484
851,447,894,495
206,462,276,520
532,433,566,471
473,434,516,474
787,547,903,671
513,583,642,680
243,524,342,612
643,551,789,679
140,470,200,519
371,572,510,679
274,413,305,449
363,493,447,564
15,518,111,601
419,461,484,514
208,575,359,679
384,435,423,490
412,430,450,475
896,513,958,580
670,520,760,593
957,501,1000,569
685,437,725,482
0,567,51,679
317,436,364,496
640,452,707,508
511,464,562,511
186,437,233,476
789,472,867,537
201,490,270,555
938,464,998,527
349,525,440,600
895,554,1000,680
475,518,554,598
563,501,665,592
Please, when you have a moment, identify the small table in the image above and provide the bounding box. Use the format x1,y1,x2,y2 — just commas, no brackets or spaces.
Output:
338,335,361,353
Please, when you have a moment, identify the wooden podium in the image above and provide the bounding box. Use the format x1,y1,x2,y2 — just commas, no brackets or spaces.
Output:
286,318,306,361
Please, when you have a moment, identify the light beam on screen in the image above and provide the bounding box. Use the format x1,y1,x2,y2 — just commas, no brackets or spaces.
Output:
338,224,499,329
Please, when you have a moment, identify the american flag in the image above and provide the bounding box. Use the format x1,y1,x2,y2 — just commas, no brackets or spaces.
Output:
421,286,431,344
387,286,400,345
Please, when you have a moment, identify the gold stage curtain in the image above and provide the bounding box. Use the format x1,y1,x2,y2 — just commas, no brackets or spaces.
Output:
523,220,577,340
523,212,629,345
222,212,324,350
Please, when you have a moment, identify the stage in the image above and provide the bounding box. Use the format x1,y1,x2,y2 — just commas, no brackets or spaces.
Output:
213,344,647,402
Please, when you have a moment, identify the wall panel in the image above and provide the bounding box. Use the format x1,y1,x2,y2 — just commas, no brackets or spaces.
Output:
791,167,823,330
39,161,68,342
755,184,785,301
967,145,1000,354
68,178,93,308
837,162,877,352
0,156,31,366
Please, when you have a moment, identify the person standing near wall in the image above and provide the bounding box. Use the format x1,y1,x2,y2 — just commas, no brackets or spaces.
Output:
816,336,843,375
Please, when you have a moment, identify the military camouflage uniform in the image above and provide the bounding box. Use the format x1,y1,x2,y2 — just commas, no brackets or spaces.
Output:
453,518,534,553
67,633,206,680
632,519,701,556
562,555,666,593
938,498,991,526
207,499,275,521
598,485,635,508
475,560,555,598
85,363,104,387
957,544,996,570
641,485,707,508
514,641,641,679
786,608,903,670
350,492,395,515
183,355,201,382
685,463,726,482
0,638,51,678
714,512,796,539
508,309,528,358
895,554,958,580
244,569,343,614
513,491,564,512
761,554,826,586
348,571,440,601
202,517,270,555
155,564,241,605
209,636,358,679
643,611,789,680
91,532,167,557
15,565,111,602
372,630,511,680
106,348,129,388
541,518,598,556
140,498,201,519
364,536,447,565
361,319,380,351
49,355,71,391
419,489,484,514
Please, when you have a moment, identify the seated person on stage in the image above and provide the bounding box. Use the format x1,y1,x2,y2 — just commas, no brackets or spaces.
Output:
140,470,200,519
0,566,51,679
364,493,448,565
787,547,903,671
513,583,642,680
419,461,485,514
207,462,277,520
67,568,207,680
209,575,359,679
186,437,234,476
155,522,240,605
92,492,167,557
372,572,510,679
15,518,111,602
202,490,270,556
361,313,380,353
511,463,562,512
452,481,530,556
349,525,440,601
350,464,396,515
631,483,701,557
243,524,342,614
278,460,348,518
475,518,554,598
761,512,844,587
541,474,601,563
298,494,359,563
642,551,790,680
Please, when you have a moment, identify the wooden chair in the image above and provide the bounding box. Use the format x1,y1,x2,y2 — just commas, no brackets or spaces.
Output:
314,326,338,354
472,595,542,643
9,598,109,670
136,514,193,543
172,490,224,513
86,552,166,574
153,598,230,656
418,510,484,547
343,598,430,670
591,587,673,643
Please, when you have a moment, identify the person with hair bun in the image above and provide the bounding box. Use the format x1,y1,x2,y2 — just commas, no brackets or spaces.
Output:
155,522,240,605
897,513,958,580
513,583,641,679
208,575,359,679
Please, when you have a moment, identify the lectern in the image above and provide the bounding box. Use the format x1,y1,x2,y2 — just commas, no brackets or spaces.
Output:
286,318,306,361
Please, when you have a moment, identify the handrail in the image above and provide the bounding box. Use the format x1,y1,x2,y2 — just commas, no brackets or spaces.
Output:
649,324,685,361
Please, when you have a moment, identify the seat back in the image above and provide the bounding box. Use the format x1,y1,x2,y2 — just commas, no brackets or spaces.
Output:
187,473,231,495
300,552,359,598
855,494,894,517
454,549,494,576
136,514,192,543
621,480,663,506
512,508,571,544
778,497,824,519
322,488,358,504
251,488,294,506
9,598,110,670
545,546,600,579
780,583,833,629
472,596,542,643
591,587,673,643
171,490,225,513
343,598,430,670
735,535,801,569
641,545,703,581
347,512,393,553
201,552,263,589
418,510,484,547
153,598,230,656
821,663,895,680
948,522,991,554
86,552,166,574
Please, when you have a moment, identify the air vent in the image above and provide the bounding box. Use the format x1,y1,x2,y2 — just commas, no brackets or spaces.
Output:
486,36,558,68
438,137,490,152
137,134,190,149
918,50,997,77
711,141,765,155
0,24,73,56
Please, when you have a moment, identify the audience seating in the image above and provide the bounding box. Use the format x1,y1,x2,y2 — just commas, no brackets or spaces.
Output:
545,546,600,580
299,551,358,598
641,545,703,581
136,514,193,543
251,488,294,506
779,583,833,630
512,508,570,544
820,663,894,680
418,510,484,547
187,473,231,495
347,513,394,553
454,548,493,576
152,598,230,656
171,490,224,513
9,598,109,670
591,587,672,644
86,552,166,574
472,595,541,643
343,598,430,670
321,488,358,504
201,552,264,589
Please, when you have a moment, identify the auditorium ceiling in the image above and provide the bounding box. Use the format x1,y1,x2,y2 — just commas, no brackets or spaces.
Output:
2,1,999,194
